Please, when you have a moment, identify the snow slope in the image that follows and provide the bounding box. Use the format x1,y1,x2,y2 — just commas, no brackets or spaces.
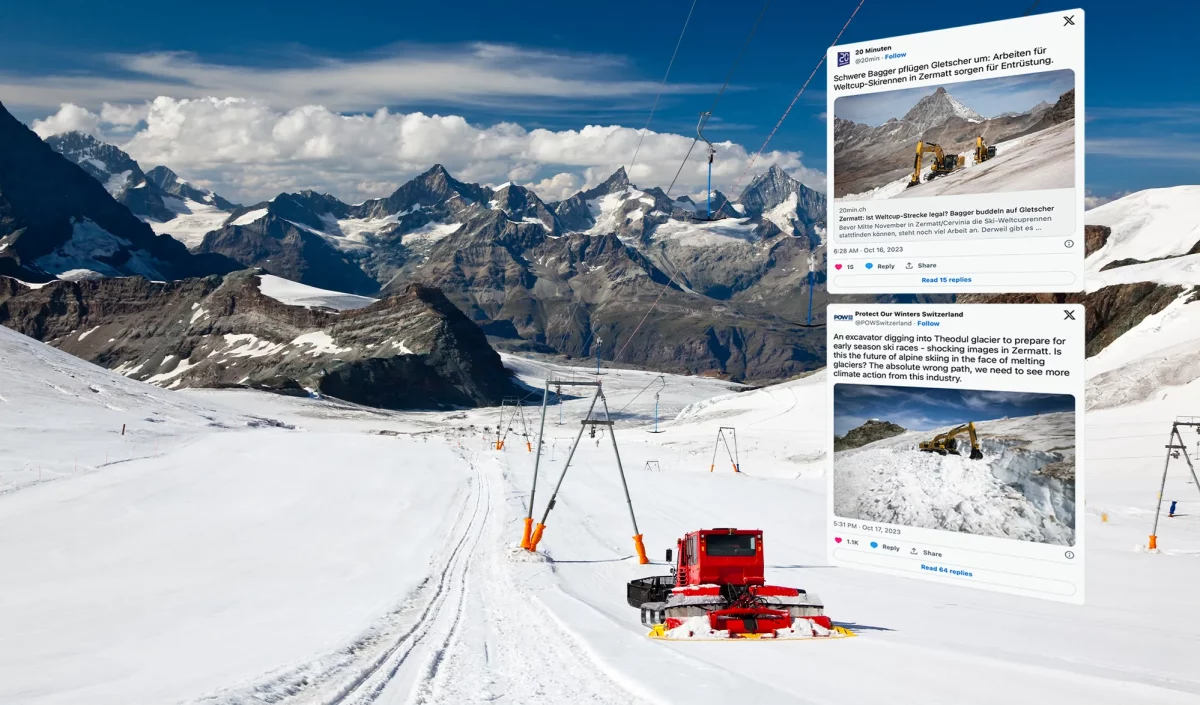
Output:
842,120,1075,201
2,339,1199,704
1082,187,1200,409
149,196,234,248
1085,186,1200,269
0,329,471,705
257,273,378,311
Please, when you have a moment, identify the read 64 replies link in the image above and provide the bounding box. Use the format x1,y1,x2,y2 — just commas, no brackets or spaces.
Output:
826,10,1084,294
826,304,1085,603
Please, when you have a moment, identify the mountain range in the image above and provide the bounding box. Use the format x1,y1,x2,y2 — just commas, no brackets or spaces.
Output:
26,105,836,381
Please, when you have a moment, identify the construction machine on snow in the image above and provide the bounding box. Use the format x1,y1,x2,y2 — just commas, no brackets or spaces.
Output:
973,136,997,165
627,528,851,640
919,422,984,460
906,140,965,188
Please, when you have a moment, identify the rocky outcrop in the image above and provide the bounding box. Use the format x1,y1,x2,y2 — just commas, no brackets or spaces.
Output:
834,419,907,451
1006,89,1075,141
198,211,379,295
1083,283,1184,357
1084,224,1110,258
0,271,521,409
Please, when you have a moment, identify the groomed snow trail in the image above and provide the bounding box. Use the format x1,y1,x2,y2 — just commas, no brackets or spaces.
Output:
181,447,650,705
401,453,654,705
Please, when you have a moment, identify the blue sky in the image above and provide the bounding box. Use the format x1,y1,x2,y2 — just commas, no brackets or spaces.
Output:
833,384,1076,436
1,0,1195,203
835,70,1075,126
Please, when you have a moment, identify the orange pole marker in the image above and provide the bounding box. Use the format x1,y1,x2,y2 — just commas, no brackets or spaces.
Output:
633,534,648,564
520,517,533,549
529,522,546,551
709,464,714,473
733,464,740,473
1149,535,1158,550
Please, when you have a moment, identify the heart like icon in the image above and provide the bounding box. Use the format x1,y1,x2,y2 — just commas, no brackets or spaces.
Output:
834,537,843,543
834,263,843,270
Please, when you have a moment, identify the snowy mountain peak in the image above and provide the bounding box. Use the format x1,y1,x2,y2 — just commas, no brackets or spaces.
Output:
595,167,631,193
45,131,145,198
902,87,984,131
146,165,238,210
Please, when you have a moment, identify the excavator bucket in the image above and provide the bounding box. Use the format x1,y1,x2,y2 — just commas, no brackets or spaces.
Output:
970,447,984,460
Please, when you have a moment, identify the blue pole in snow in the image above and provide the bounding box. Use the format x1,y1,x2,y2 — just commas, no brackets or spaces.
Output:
806,270,815,326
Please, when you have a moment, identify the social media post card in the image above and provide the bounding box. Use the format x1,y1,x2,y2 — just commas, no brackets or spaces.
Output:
826,303,1085,603
826,10,1085,294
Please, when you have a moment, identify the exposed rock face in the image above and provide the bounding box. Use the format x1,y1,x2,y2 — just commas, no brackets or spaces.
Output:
834,419,907,451
1083,283,1184,357
1004,89,1076,141
0,271,520,409
197,206,378,296
1084,224,1111,258
0,103,238,283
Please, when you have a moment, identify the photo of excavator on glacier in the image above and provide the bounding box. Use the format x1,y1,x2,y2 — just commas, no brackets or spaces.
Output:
833,383,1077,546
833,69,1076,200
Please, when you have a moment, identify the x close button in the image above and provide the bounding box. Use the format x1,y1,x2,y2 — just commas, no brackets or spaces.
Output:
1063,15,1075,25
1064,310,1076,320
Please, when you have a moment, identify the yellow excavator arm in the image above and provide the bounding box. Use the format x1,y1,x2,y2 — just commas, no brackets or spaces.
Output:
919,422,984,460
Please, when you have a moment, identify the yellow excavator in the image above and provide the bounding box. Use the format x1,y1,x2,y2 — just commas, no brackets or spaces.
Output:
919,422,984,460
973,136,997,165
905,140,965,188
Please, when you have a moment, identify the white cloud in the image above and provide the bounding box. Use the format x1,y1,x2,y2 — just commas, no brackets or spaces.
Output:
99,102,149,126
31,103,101,138
30,98,825,206
524,173,580,202
1,44,713,113
1084,189,1131,210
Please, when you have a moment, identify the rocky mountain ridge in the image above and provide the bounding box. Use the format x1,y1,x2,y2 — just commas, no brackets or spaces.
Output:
0,270,521,409
0,102,239,284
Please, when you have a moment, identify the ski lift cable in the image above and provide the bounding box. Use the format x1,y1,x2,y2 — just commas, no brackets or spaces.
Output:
616,374,667,416
555,0,698,361
628,0,700,176
615,0,869,364
710,0,867,221
665,0,775,198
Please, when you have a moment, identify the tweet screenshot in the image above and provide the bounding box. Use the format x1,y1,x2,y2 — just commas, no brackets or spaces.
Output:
826,303,1085,603
826,10,1084,294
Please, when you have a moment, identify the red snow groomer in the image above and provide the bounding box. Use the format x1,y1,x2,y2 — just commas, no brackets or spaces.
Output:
627,528,849,640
